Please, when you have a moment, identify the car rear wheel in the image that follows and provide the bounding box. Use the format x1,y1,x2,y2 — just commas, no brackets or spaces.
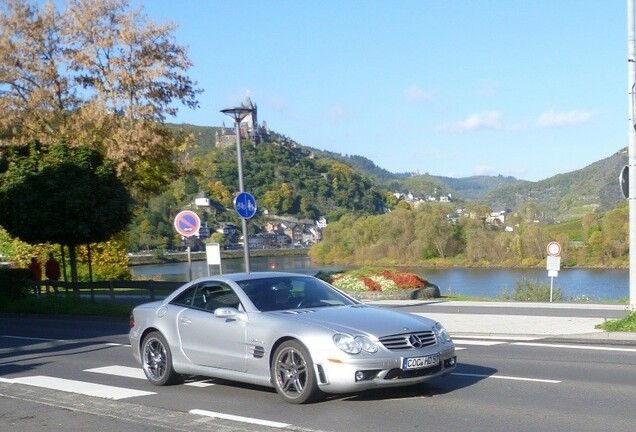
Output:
141,331,181,386
271,340,323,404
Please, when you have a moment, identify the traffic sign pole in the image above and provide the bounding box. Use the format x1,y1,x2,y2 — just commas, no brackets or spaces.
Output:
174,211,201,281
546,242,561,302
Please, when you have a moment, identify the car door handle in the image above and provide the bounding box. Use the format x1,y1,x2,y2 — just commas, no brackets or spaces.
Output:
180,317,192,325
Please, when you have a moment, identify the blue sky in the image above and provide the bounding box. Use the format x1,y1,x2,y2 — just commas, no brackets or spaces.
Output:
139,0,628,182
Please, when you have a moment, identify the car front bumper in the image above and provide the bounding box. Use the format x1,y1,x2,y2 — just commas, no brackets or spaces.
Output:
313,346,457,394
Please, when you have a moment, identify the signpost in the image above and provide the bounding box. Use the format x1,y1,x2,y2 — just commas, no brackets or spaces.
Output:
205,243,222,276
234,192,257,219
232,192,257,272
546,241,561,302
174,210,201,237
174,210,201,281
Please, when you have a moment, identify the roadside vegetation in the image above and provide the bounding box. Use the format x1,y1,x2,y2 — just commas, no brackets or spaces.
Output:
597,310,636,332
499,278,565,302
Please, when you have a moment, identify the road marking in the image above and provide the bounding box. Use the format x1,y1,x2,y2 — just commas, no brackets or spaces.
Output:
184,379,216,387
85,365,216,387
86,365,145,379
513,342,636,353
454,335,540,341
453,339,506,346
0,375,155,399
452,372,561,384
0,335,63,342
190,409,290,428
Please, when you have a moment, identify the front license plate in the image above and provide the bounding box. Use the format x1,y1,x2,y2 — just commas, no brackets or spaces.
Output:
402,354,440,370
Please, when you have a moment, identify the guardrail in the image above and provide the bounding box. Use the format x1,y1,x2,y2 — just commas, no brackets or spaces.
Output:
28,280,184,302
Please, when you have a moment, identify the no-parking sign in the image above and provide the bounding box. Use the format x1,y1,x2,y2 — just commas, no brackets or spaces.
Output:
174,210,201,237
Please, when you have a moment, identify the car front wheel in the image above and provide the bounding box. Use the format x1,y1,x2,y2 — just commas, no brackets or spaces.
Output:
141,331,181,386
271,340,323,404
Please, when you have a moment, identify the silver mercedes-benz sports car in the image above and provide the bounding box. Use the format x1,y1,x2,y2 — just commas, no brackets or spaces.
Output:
129,272,457,404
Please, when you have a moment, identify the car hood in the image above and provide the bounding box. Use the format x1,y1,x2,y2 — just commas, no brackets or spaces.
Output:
273,304,437,336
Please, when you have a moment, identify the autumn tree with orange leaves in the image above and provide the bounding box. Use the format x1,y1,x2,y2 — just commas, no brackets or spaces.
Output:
0,0,202,198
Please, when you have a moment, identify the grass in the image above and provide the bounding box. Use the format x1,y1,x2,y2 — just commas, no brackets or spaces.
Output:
498,278,565,302
596,310,636,332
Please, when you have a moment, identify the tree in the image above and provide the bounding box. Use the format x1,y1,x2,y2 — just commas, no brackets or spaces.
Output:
0,145,132,284
0,0,202,198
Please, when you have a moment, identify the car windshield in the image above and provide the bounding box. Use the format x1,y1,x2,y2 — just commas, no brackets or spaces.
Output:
237,276,355,312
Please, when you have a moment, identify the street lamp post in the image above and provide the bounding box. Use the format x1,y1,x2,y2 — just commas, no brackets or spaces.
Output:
221,106,253,272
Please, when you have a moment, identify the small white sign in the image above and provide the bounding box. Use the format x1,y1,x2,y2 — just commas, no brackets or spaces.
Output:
548,269,559,278
546,255,561,271
206,243,221,265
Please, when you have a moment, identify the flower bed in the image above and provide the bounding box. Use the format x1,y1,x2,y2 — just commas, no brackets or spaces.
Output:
317,267,440,301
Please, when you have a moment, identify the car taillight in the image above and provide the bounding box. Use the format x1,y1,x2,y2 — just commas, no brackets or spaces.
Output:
129,313,135,328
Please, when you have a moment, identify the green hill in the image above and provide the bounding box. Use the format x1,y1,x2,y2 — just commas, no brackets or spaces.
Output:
168,123,628,222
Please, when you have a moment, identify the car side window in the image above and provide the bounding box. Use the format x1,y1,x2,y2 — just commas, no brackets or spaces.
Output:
190,282,241,312
171,286,196,307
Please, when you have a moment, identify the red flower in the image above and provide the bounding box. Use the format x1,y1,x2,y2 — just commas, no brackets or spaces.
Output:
360,276,382,291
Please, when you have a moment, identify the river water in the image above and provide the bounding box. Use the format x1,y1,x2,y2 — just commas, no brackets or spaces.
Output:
129,255,629,301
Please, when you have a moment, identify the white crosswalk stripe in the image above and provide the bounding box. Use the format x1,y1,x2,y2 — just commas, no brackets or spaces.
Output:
0,375,155,400
85,365,216,387
453,339,506,346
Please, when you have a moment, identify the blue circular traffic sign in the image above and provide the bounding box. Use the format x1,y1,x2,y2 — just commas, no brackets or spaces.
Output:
174,210,201,237
234,192,257,219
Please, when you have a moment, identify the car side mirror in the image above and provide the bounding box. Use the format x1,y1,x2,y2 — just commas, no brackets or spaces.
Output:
214,307,247,322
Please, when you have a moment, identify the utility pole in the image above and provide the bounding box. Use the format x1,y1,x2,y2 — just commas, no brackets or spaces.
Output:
627,0,636,309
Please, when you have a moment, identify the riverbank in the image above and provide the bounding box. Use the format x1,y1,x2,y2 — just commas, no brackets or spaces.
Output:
128,247,309,266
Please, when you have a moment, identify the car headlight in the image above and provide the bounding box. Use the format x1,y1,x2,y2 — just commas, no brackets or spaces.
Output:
433,322,452,343
333,333,378,354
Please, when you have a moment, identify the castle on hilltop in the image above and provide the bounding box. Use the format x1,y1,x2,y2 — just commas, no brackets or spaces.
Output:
216,96,271,147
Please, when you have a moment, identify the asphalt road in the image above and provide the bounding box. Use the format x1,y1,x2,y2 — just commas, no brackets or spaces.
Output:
1,307,635,432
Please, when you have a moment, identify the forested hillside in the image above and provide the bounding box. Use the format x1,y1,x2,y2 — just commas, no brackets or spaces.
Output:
173,123,628,223
480,149,627,221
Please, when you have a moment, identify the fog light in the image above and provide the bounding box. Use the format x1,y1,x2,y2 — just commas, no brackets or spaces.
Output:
355,370,381,382
444,357,457,367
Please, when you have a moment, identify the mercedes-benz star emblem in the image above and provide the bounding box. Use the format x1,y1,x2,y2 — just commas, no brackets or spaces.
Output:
408,334,423,348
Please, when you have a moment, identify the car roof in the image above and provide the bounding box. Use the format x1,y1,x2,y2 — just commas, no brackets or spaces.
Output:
192,272,312,284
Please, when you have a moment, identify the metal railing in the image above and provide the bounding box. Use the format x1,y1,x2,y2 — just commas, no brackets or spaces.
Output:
28,280,183,303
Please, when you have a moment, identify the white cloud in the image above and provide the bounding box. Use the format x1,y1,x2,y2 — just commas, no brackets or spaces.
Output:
536,109,592,128
404,84,433,103
439,111,503,133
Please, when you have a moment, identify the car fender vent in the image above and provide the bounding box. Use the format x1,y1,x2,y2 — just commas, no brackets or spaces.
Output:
251,346,265,359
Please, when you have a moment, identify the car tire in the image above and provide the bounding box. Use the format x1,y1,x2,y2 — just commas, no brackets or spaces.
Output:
271,340,323,404
141,331,181,386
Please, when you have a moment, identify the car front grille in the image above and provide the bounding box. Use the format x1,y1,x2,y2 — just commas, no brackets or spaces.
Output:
379,331,437,351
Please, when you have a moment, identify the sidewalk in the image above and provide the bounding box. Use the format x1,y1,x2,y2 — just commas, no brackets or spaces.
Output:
369,300,636,344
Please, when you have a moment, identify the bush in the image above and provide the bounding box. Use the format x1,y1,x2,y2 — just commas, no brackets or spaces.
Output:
0,267,31,300
500,278,564,302
597,310,636,332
